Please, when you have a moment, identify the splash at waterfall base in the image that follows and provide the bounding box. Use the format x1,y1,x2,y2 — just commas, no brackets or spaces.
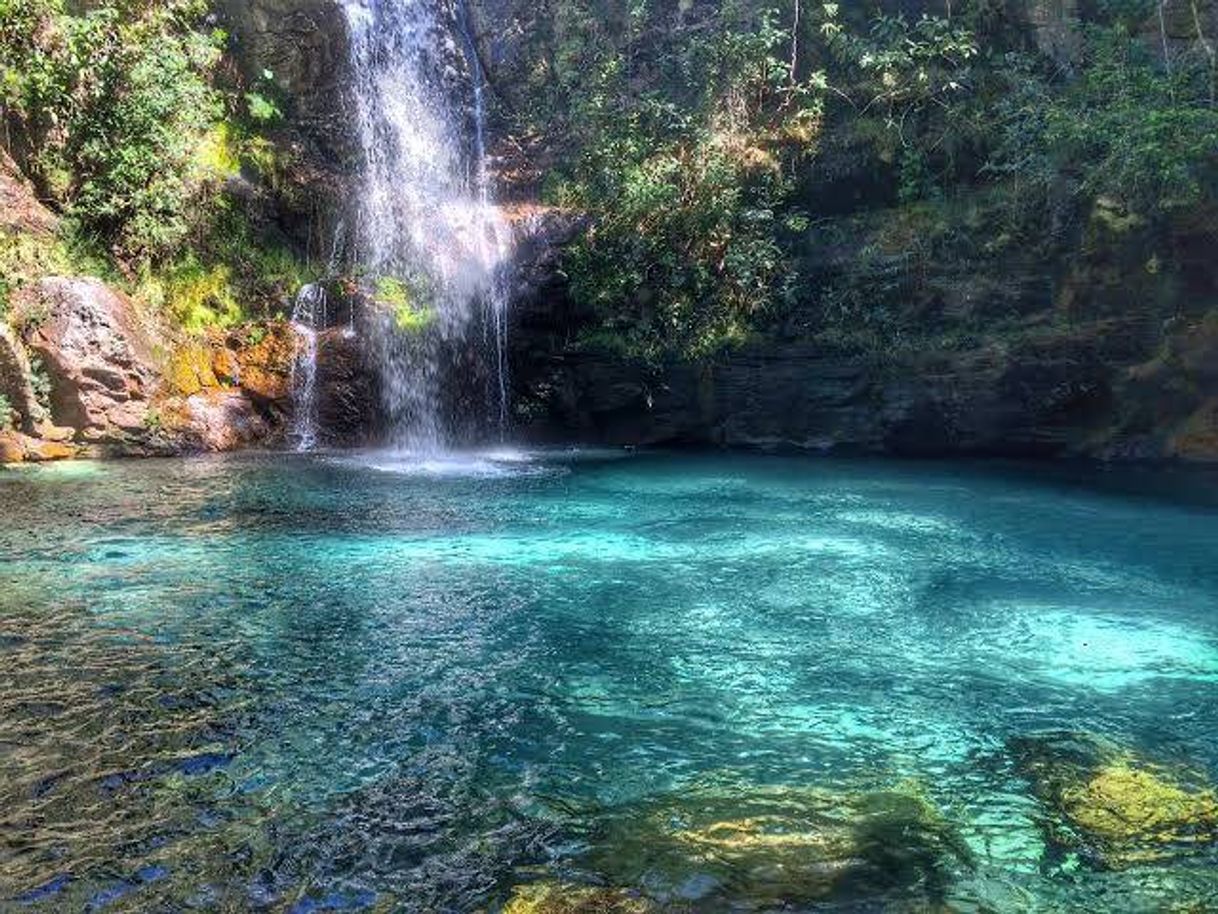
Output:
334,0,514,452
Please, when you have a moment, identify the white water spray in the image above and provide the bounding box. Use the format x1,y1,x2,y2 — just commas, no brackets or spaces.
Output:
290,283,327,452
340,0,512,452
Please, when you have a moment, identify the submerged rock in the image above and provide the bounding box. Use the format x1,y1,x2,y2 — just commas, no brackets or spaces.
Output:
502,882,661,914
1011,732,1218,869
583,779,973,909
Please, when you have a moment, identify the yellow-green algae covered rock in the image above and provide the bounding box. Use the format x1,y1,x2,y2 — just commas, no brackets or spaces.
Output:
502,882,661,914
582,777,973,909
1012,732,1218,869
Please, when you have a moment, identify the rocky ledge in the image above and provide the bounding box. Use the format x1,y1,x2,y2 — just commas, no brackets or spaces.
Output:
511,319,1218,462
0,275,305,463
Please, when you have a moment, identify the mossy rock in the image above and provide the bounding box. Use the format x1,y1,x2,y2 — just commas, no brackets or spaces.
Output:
502,882,661,914
1011,732,1218,869
168,343,221,396
582,778,973,909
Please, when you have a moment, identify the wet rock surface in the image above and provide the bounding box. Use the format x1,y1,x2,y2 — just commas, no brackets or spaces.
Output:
573,779,974,910
1011,732,1218,870
510,302,1218,462
315,327,380,445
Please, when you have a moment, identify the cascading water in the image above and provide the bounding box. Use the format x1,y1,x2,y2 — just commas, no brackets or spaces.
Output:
290,283,327,452
340,0,512,453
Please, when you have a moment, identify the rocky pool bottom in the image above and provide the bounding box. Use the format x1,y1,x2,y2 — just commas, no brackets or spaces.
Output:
1,452,1217,912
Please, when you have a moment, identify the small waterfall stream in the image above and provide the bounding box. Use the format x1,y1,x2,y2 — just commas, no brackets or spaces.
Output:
340,0,512,453
290,283,327,452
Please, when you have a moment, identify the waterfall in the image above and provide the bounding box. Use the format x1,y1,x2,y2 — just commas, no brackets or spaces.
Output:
340,0,512,453
290,283,327,452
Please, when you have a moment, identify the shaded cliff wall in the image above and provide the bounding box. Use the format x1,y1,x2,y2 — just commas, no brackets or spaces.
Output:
30,0,1198,463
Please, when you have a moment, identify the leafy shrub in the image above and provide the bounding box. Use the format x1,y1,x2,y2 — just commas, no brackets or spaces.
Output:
0,393,12,431
986,24,1218,219
537,2,823,359
0,0,223,260
374,276,437,334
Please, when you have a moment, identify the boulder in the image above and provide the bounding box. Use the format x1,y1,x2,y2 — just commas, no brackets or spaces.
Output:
1011,731,1218,869
16,277,157,445
0,323,45,433
159,390,275,453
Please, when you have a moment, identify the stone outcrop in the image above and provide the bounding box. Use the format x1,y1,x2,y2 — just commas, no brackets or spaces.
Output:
0,323,44,433
512,315,1218,461
15,277,158,447
217,0,352,162
159,390,276,453
156,323,303,452
315,327,380,444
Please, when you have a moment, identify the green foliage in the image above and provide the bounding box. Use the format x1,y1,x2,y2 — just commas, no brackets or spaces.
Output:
135,202,313,333
0,393,12,431
0,0,224,260
245,91,282,124
535,1,822,359
564,137,797,359
986,25,1218,218
513,1,1217,356
374,276,438,334
27,355,51,413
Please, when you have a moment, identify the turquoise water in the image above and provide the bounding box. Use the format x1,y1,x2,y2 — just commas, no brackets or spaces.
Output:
2,452,1217,912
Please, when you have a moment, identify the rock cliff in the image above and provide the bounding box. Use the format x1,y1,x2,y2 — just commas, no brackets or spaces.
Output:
4,0,1215,464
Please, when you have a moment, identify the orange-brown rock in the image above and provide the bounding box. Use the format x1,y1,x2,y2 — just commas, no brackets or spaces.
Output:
168,343,222,397
211,344,241,386
34,421,77,443
0,431,25,464
23,438,78,462
159,390,275,453
232,322,299,405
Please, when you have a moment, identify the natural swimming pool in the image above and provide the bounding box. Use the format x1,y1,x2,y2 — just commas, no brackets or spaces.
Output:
2,452,1216,912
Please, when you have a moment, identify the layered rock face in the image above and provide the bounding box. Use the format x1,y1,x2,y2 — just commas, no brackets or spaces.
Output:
512,329,1199,459
512,275,1218,461
1,278,308,461
18,278,159,445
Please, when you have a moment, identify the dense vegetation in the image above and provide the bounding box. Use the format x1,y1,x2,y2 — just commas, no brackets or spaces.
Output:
496,0,1218,359
0,0,308,329
2,0,1216,361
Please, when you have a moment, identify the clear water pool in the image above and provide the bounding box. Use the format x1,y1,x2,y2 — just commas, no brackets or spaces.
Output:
2,452,1216,912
